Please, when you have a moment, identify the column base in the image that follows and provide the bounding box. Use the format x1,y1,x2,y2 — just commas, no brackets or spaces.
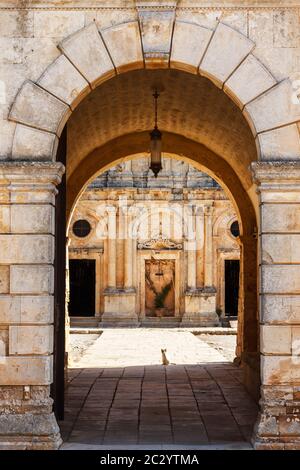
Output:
252,385,300,450
0,412,62,450
181,288,220,327
101,288,139,327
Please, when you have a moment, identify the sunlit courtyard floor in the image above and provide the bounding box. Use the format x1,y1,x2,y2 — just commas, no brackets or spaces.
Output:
59,329,258,449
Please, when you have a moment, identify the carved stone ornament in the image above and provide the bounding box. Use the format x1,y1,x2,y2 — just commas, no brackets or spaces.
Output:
138,236,182,250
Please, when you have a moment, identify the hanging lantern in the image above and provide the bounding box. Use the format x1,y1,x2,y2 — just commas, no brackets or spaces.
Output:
149,90,162,178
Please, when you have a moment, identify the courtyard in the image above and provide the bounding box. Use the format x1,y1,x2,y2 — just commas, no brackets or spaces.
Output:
60,330,257,449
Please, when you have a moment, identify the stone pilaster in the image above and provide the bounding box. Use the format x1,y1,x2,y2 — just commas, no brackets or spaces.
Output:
102,205,138,327
106,206,117,289
182,204,218,326
0,162,64,450
124,208,134,289
195,205,204,288
252,162,300,450
204,204,214,287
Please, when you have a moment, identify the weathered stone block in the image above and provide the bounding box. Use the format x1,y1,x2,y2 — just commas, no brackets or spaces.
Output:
0,235,54,264
0,11,33,38
244,80,300,135
175,9,221,30
9,81,70,135
221,11,248,35
12,124,58,161
59,22,115,88
138,10,174,66
0,206,10,233
256,413,279,436
102,291,138,325
10,265,53,295
224,54,276,108
0,295,53,325
200,22,254,87
102,21,143,72
170,21,213,73
9,325,53,355
279,416,300,436
261,325,292,355
261,295,300,324
292,327,300,360
0,356,52,385
261,355,292,385
261,384,293,404
182,291,219,326
0,412,59,437
257,125,300,161
261,204,300,233
38,55,90,109
261,265,300,294
34,11,85,38
248,11,273,47
262,234,300,264
273,10,300,48
0,38,23,65
11,205,54,234
0,267,9,294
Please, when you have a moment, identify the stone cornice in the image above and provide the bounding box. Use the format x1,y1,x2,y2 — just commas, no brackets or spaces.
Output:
0,161,65,186
0,1,299,11
251,161,300,187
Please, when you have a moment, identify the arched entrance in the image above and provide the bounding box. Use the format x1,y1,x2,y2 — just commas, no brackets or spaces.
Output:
2,18,300,449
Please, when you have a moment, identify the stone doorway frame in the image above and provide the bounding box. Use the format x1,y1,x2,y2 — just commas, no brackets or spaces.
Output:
68,248,103,321
138,250,183,321
217,248,240,319
1,14,300,449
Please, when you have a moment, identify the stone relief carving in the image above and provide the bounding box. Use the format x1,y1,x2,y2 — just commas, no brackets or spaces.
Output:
138,236,182,250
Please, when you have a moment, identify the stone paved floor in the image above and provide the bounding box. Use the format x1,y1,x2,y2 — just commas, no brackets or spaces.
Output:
59,330,258,448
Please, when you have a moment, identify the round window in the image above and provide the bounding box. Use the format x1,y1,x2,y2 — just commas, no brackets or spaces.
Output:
230,220,240,238
72,219,91,238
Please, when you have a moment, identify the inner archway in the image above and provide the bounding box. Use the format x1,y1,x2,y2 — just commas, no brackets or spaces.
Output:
56,66,259,447
61,152,258,447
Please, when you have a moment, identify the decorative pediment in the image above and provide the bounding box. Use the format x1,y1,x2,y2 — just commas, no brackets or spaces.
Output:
138,237,182,250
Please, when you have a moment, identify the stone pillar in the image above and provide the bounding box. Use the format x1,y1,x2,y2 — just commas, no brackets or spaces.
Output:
204,204,214,287
252,162,300,450
124,208,133,289
0,162,64,450
107,206,117,289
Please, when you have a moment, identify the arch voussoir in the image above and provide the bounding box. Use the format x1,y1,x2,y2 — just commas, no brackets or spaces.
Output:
199,22,255,88
101,21,144,73
170,21,213,74
12,124,58,161
243,79,300,136
9,81,70,136
256,124,300,160
58,22,116,89
37,54,90,110
224,54,276,109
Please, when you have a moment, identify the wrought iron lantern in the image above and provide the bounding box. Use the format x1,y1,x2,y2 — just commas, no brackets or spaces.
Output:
149,90,162,177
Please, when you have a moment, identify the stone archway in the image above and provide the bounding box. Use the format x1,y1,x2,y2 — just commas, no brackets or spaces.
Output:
1,17,300,450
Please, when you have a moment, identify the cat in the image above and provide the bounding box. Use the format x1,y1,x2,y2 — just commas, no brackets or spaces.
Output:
161,348,170,366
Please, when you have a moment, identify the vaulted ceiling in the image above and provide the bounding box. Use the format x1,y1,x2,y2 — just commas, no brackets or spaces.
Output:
67,69,257,188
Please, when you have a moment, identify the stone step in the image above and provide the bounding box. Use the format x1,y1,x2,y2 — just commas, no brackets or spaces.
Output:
141,317,181,328
70,316,100,328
